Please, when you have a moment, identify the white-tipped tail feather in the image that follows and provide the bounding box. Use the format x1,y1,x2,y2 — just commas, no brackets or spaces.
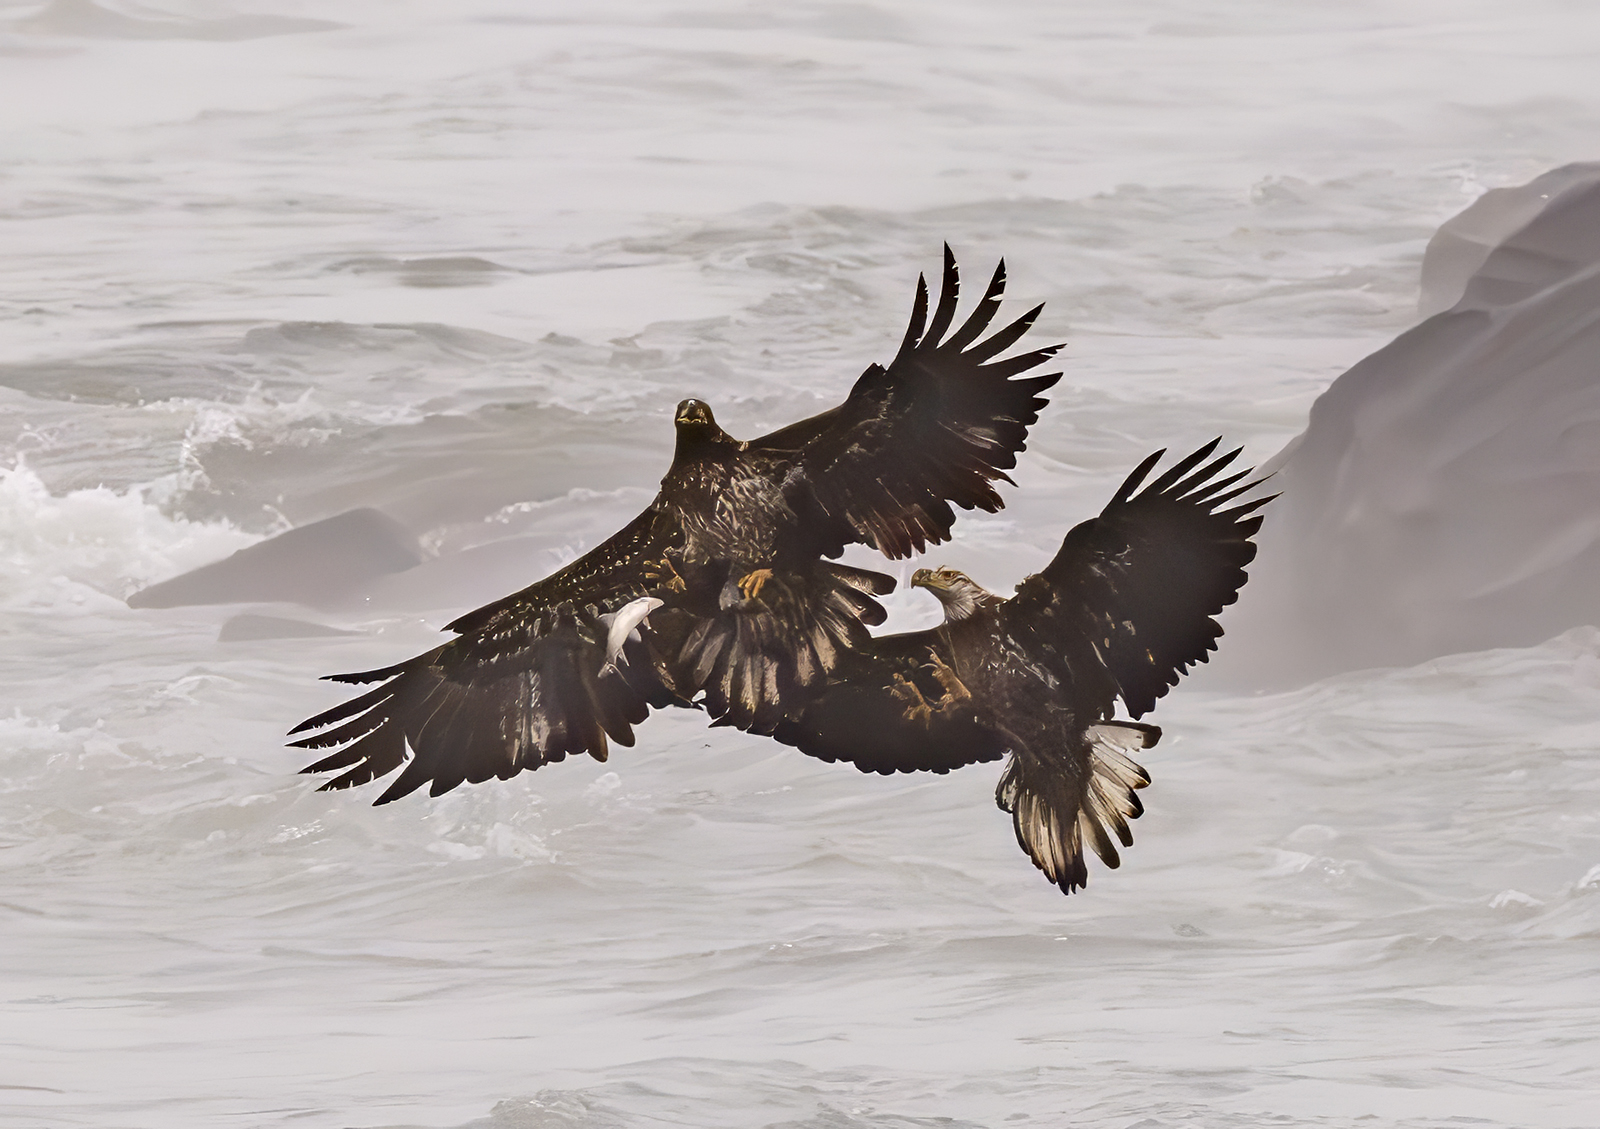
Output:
996,720,1157,894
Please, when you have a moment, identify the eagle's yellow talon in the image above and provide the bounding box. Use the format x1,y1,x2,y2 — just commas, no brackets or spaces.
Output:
890,672,933,723
924,652,971,702
738,568,773,600
645,557,686,593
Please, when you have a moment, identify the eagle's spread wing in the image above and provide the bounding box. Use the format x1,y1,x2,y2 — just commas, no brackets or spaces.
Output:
288,504,684,803
765,630,1010,775
1008,440,1270,719
748,246,1062,559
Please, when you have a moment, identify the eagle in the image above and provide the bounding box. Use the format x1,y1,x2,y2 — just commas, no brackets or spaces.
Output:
290,248,1062,802
752,440,1269,895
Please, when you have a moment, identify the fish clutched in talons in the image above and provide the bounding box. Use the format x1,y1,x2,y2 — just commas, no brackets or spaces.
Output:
599,596,665,676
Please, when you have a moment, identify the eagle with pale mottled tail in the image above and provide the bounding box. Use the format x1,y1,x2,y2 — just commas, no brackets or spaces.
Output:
290,248,1062,802
742,441,1270,895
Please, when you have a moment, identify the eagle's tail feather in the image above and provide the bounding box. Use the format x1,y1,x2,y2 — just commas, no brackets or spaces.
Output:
996,721,1157,895
663,561,895,732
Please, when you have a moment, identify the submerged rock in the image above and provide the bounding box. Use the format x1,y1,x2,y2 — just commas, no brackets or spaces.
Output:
217,614,359,642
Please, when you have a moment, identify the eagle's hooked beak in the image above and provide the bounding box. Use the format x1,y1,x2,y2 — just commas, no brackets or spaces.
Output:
675,398,716,427
910,567,954,592
911,566,990,622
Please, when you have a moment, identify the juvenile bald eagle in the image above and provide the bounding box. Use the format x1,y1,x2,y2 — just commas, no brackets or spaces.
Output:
290,248,1061,802
758,440,1269,895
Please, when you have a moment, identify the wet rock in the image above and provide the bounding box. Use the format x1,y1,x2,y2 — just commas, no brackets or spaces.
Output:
128,508,421,610
1220,163,1600,685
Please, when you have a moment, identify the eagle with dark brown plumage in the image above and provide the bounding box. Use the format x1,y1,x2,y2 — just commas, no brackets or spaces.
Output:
289,248,1062,802
754,441,1270,894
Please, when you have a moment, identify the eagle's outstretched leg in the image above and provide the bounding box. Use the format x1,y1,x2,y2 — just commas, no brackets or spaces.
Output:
885,653,973,728
644,556,687,594
737,568,774,600
923,652,971,705
890,672,934,723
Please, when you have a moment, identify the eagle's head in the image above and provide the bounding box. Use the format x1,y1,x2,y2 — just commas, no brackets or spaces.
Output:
911,566,997,622
675,398,717,428
673,398,737,454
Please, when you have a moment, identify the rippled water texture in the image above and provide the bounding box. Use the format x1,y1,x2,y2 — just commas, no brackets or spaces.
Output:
4,2,1600,1126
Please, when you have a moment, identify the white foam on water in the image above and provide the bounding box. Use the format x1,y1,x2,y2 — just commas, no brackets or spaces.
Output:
0,460,257,606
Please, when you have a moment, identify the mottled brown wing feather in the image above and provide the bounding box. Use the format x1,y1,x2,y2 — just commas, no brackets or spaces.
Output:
749,246,1062,559
288,503,684,803
440,503,680,637
1007,441,1271,719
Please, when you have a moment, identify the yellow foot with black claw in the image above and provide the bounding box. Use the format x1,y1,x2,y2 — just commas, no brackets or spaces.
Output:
737,568,774,601
890,672,933,723
644,557,687,594
923,652,971,704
